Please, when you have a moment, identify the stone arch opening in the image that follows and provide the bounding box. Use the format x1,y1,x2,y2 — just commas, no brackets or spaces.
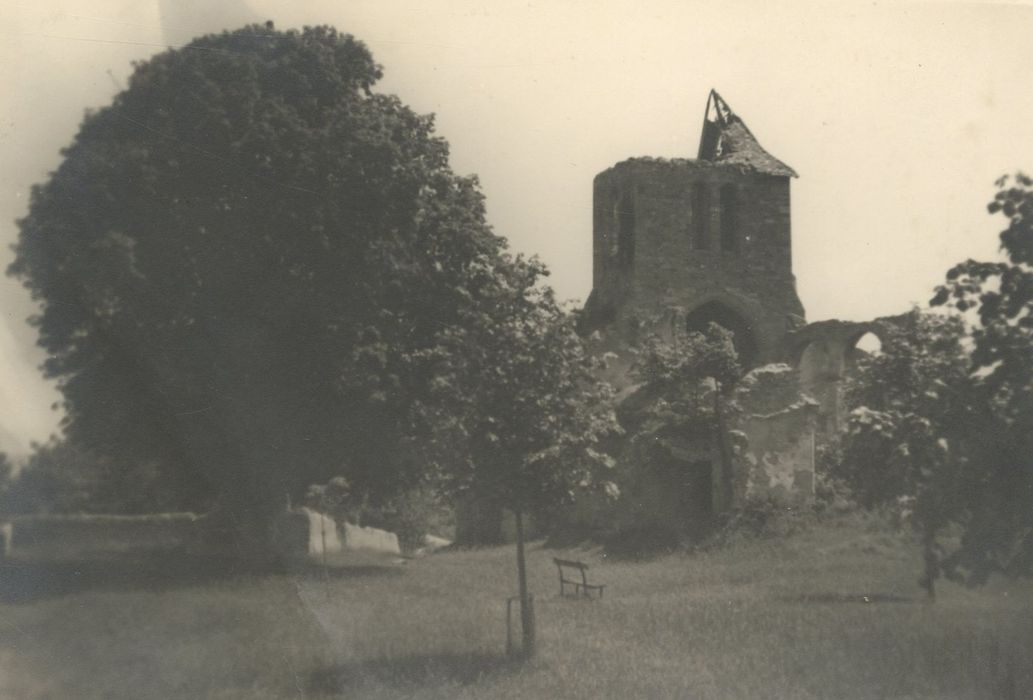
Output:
851,331,882,355
846,330,883,370
685,301,758,368
793,322,886,437
797,338,841,436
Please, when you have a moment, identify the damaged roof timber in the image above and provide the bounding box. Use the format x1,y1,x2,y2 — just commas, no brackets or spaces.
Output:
697,89,797,178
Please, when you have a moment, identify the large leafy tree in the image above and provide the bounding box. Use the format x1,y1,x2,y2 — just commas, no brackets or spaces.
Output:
929,173,1033,584
8,25,513,541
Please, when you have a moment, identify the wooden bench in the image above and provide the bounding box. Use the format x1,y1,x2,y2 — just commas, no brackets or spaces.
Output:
553,558,605,599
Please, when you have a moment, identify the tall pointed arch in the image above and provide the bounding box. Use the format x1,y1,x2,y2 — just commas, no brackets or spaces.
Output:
686,300,758,368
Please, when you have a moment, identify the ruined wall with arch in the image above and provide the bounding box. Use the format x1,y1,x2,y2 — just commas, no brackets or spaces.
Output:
576,138,836,528
789,320,888,438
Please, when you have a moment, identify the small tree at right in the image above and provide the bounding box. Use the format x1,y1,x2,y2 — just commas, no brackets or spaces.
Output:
929,172,1033,586
839,173,1033,598
833,310,976,598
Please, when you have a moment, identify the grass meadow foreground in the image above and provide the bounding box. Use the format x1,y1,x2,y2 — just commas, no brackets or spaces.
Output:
2,515,1032,699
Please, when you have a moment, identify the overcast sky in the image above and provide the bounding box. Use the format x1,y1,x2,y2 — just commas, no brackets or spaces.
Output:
1,0,1031,454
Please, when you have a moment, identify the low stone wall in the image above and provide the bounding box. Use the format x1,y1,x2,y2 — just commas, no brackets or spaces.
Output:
2,513,201,560
274,510,399,557
422,534,451,552
737,364,819,505
341,522,400,555
273,508,343,557
742,403,817,504
1,509,404,561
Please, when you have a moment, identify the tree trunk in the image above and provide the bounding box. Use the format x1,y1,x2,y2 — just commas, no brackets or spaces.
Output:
920,526,938,601
514,508,536,658
454,491,504,545
321,513,330,599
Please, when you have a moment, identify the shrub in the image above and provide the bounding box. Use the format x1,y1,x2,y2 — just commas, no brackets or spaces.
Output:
359,488,454,552
705,495,815,549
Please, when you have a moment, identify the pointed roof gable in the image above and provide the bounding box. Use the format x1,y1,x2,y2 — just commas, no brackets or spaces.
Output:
697,90,797,178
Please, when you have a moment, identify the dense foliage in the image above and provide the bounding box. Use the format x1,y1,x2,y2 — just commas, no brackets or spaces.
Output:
0,439,169,515
930,173,1033,583
8,24,529,534
395,258,619,544
627,323,743,514
343,250,620,656
837,173,1033,594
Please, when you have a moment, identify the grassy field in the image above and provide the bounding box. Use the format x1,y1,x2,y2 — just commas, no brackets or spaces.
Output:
2,514,1032,699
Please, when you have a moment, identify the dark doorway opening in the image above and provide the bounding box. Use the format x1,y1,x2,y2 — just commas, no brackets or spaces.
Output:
680,459,714,531
656,449,715,535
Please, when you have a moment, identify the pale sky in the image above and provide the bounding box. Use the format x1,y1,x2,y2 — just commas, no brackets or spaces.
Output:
1,0,1031,454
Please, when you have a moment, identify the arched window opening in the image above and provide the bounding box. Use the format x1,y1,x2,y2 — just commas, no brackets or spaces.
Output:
720,184,738,252
686,301,758,368
693,183,709,249
798,339,832,386
617,194,635,270
853,332,883,355
847,331,883,370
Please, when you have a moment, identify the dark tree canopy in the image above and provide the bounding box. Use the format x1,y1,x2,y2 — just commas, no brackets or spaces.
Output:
930,173,1033,582
9,25,514,528
835,173,1033,594
0,439,132,516
383,254,618,654
380,254,620,545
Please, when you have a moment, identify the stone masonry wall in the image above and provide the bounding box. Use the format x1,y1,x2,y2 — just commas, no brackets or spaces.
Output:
742,406,817,504
586,158,805,365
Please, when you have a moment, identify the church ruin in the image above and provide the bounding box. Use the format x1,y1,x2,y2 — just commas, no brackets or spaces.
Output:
575,91,882,536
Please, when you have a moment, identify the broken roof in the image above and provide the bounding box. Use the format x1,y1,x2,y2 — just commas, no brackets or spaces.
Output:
697,90,797,178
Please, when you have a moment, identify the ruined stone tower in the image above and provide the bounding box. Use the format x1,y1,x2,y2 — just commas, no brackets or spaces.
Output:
582,90,806,367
